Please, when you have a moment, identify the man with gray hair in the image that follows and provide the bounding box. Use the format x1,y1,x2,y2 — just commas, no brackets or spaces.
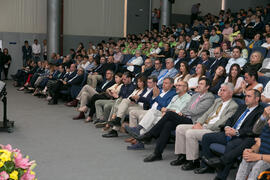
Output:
125,49,143,72
171,82,239,172
157,58,178,87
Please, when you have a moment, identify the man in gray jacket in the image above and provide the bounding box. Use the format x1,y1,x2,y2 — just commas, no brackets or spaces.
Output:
171,82,238,171
133,77,215,162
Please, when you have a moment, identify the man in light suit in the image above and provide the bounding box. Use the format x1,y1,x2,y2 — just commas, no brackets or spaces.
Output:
170,82,238,171
157,58,178,87
133,77,215,162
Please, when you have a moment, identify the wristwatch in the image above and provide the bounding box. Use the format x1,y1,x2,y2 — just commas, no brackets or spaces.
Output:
235,130,240,136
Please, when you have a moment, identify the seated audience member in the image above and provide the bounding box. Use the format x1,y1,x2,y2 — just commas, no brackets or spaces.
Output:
209,47,228,75
222,21,233,41
174,61,191,84
198,41,214,58
223,64,244,96
130,77,214,162
261,81,270,104
124,50,143,72
241,71,263,94
157,58,178,87
225,46,247,74
102,76,151,138
87,56,115,88
78,56,90,70
47,64,78,105
209,29,220,47
208,66,226,94
72,69,115,120
188,64,206,90
84,56,98,72
137,58,154,78
242,51,263,74
171,83,238,171
149,41,161,58
150,59,163,78
86,73,123,123
200,89,264,180
235,106,270,180
174,49,187,70
94,72,135,129
186,49,201,74
261,33,270,49
248,33,263,49
235,39,248,59
175,35,186,50
258,58,270,77
199,50,212,70
113,46,123,64
185,34,199,51
221,42,232,59
125,80,190,150
157,43,173,59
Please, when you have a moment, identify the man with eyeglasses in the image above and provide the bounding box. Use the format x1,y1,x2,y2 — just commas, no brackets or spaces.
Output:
157,58,178,87
149,41,161,58
150,59,163,78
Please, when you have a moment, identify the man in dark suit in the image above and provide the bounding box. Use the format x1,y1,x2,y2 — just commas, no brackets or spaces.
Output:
187,49,201,74
185,35,199,51
200,89,264,180
174,49,187,70
22,40,32,67
208,47,228,76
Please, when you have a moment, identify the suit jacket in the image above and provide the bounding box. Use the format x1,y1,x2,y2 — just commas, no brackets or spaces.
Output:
150,88,176,111
66,71,77,81
67,73,84,86
174,57,187,70
137,88,153,110
181,92,215,123
96,79,114,93
187,57,201,74
197,98,238,131
209,57,228,75
185,40,199,50
253,116,268,135
22,45,32,59
222,104,264,137
157,68,178,87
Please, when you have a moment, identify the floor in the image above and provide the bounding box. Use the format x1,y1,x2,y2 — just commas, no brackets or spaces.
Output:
0,80,236,180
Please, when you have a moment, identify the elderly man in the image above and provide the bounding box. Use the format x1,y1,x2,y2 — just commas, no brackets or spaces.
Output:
157,58,178,87
171,82,238,171
125,80,191,150
208,47,228,75
124,50,143,72
201,89,264,180
133,77,215,162
225,46,247,74
137,58,154,78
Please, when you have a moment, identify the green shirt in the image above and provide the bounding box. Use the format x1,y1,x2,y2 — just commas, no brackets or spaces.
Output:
166,93,191,113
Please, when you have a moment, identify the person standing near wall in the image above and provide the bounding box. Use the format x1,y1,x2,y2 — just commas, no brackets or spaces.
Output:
152,8,160,31
22,40,32,67
32,39,41,62
2,48,11,80
191,3,201,25
0,48,3,80
43,39,47,61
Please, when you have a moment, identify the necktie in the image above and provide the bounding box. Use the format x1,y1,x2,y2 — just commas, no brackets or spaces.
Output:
233,109,250,129
205,103,223,124
209,59,218,73
191,95,201,109
227,109,250,141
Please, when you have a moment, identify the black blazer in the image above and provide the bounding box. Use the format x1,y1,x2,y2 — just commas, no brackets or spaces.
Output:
222,105,264,137
137,88,153,110
209,57,228,75
185,40,199,50
67,74,84,86
96,80,115,93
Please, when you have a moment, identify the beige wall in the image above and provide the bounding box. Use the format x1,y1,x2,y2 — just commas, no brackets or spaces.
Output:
0,0,47,33
64,0,125,37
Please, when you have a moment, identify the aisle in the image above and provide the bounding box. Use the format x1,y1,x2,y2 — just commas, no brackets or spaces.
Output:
0,81,235,180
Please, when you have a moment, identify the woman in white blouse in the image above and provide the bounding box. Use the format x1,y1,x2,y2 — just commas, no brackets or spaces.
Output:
188,64,206,90
224,64,244,96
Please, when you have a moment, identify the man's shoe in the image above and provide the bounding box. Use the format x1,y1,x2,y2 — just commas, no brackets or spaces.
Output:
127,142,145,150
102,130,118,138
194,166,215,174
65,99,78,107
143,153,162,162
181,160,200,171
95,120,107,128
72,112,85,120
202,156,224,171
124,125,140,138
108,117,121,127
170,154,187,166
135,133,152,144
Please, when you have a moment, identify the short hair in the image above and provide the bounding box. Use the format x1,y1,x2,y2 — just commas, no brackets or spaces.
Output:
232,46,242,53
24,40,28,44
201,50,210,56
106,69,114,74
154,59,162,64
164,77,174,84
249,89,261,101
266,33,270,38
148,76,158,83
190,48,198,54
115,72,123,78
245,71,258,82
123,71,133,79
221,82,234,92
198,77,211,87
165,58,174,63
177,80,189,90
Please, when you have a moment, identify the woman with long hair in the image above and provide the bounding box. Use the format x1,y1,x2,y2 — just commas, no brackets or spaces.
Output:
224,64,244,96
174,61,191,84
